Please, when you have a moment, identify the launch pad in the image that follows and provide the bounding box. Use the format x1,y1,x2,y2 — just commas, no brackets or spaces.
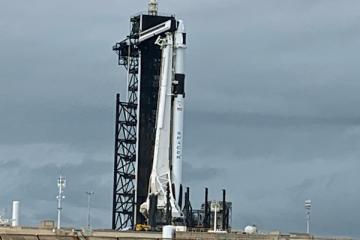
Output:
111,0,231,232
0,226,352,240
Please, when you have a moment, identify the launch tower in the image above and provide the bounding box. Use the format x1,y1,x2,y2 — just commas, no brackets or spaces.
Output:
112,0,186,230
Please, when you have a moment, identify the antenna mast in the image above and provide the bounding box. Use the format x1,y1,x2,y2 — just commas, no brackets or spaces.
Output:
86,191,95,230
305,199,312,234
57,176,66,230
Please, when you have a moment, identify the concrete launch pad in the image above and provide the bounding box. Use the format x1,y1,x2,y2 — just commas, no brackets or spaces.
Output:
0,227,352,240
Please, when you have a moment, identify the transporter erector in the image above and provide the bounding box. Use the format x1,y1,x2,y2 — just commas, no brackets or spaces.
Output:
139,0,187,224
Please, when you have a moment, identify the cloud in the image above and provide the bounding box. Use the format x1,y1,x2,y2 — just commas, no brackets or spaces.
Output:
0,0,359,238
183,161,225,182
0,143,112,228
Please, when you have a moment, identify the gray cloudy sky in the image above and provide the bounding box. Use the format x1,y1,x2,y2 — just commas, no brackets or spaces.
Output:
1,0,360,238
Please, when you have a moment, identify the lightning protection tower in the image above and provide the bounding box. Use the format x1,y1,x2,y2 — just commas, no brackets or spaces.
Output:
305,199,312,234
57,176,66,230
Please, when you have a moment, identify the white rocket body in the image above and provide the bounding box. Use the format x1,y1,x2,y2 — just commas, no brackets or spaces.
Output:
171,20,186,202
141,20,187,220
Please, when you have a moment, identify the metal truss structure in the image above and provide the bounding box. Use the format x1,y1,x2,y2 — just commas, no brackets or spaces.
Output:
112,16,140,230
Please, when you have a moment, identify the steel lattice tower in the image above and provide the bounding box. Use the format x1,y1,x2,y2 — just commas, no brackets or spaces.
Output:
112,16,140,230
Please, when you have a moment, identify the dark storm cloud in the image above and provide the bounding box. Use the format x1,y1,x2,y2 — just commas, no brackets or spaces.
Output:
0,152,112,227
183,161,224,182
184,110,360,164
1,0,360,238
187,110,360,127
0,102,114,151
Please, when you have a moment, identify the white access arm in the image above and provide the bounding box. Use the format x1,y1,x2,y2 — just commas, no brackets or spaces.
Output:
139,20,172,43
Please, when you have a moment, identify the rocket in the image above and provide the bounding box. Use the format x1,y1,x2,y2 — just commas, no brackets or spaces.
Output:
171,20,186,206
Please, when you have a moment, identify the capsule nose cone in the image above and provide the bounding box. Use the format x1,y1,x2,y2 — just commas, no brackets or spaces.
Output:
177,20,185,32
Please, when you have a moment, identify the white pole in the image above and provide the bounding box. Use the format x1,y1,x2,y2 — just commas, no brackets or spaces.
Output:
57,176,66,230
11,201,20,227
306,215,310,234
57,192,61,230
86,191,94,230
213,205,217,232
305,200,311,234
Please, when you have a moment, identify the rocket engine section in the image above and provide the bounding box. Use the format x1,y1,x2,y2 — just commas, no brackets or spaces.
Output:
139,20,187,224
